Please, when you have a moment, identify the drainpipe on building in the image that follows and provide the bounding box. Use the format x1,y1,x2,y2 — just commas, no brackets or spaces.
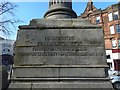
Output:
100,10,105,35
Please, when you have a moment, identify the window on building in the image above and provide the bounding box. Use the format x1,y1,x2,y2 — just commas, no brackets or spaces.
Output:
116,24,120,33
106,55,111,59
108,13,113,21
112,39,117,48
3,49,5,52
110,25,115,34
113,59,120,71
2,48,11,54
8,49,10,52
118,39,120,48
96,16,101,24
113,11,119,20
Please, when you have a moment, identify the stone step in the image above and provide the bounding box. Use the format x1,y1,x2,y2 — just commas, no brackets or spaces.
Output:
13,65,109,68
8,81,113,90
14,56,106,66
12,65,108,78
11,77,111,81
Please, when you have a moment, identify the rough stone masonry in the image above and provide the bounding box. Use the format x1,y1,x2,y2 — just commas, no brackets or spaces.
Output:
8,0,113,90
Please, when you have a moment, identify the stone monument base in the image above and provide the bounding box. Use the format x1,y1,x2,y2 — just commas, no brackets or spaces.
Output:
9,80,112,90
8,19,113,90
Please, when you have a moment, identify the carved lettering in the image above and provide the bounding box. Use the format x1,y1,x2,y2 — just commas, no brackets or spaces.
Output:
45,36,75,41
17,52,103,56
17,36,104,57
37,42,83,46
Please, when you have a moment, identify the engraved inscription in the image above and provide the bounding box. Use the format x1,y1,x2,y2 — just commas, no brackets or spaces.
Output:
32,47,87,51
17,52,104,56
37,42,83,46
16,36,104,56
45,36,75,41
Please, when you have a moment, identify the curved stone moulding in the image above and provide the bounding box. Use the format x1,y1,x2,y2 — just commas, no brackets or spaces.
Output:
44,0,77,19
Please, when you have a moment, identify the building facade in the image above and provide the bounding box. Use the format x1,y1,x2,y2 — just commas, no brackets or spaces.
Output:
80,1,120,71
0,37,15,77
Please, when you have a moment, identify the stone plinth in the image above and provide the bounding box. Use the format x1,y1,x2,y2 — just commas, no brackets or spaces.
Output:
8,18,113,90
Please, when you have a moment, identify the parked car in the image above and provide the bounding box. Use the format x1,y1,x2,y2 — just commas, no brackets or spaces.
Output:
108,70,120,90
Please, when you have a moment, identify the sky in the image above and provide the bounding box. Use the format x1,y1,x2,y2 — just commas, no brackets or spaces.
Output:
0,1,118,40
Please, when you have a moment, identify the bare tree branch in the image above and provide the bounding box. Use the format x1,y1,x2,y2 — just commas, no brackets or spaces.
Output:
0,1,20,38
0,2,17,15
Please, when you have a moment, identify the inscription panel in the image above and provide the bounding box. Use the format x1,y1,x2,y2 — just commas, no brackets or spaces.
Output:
15,29,106,65
16,36,104,57
16,29,104,46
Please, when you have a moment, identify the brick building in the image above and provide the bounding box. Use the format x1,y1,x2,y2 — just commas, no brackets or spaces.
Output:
79,1,120,71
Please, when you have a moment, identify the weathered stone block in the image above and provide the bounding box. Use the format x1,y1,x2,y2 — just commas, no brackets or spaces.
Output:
12,66,107,78
14,28,106,66
13,67,59,78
